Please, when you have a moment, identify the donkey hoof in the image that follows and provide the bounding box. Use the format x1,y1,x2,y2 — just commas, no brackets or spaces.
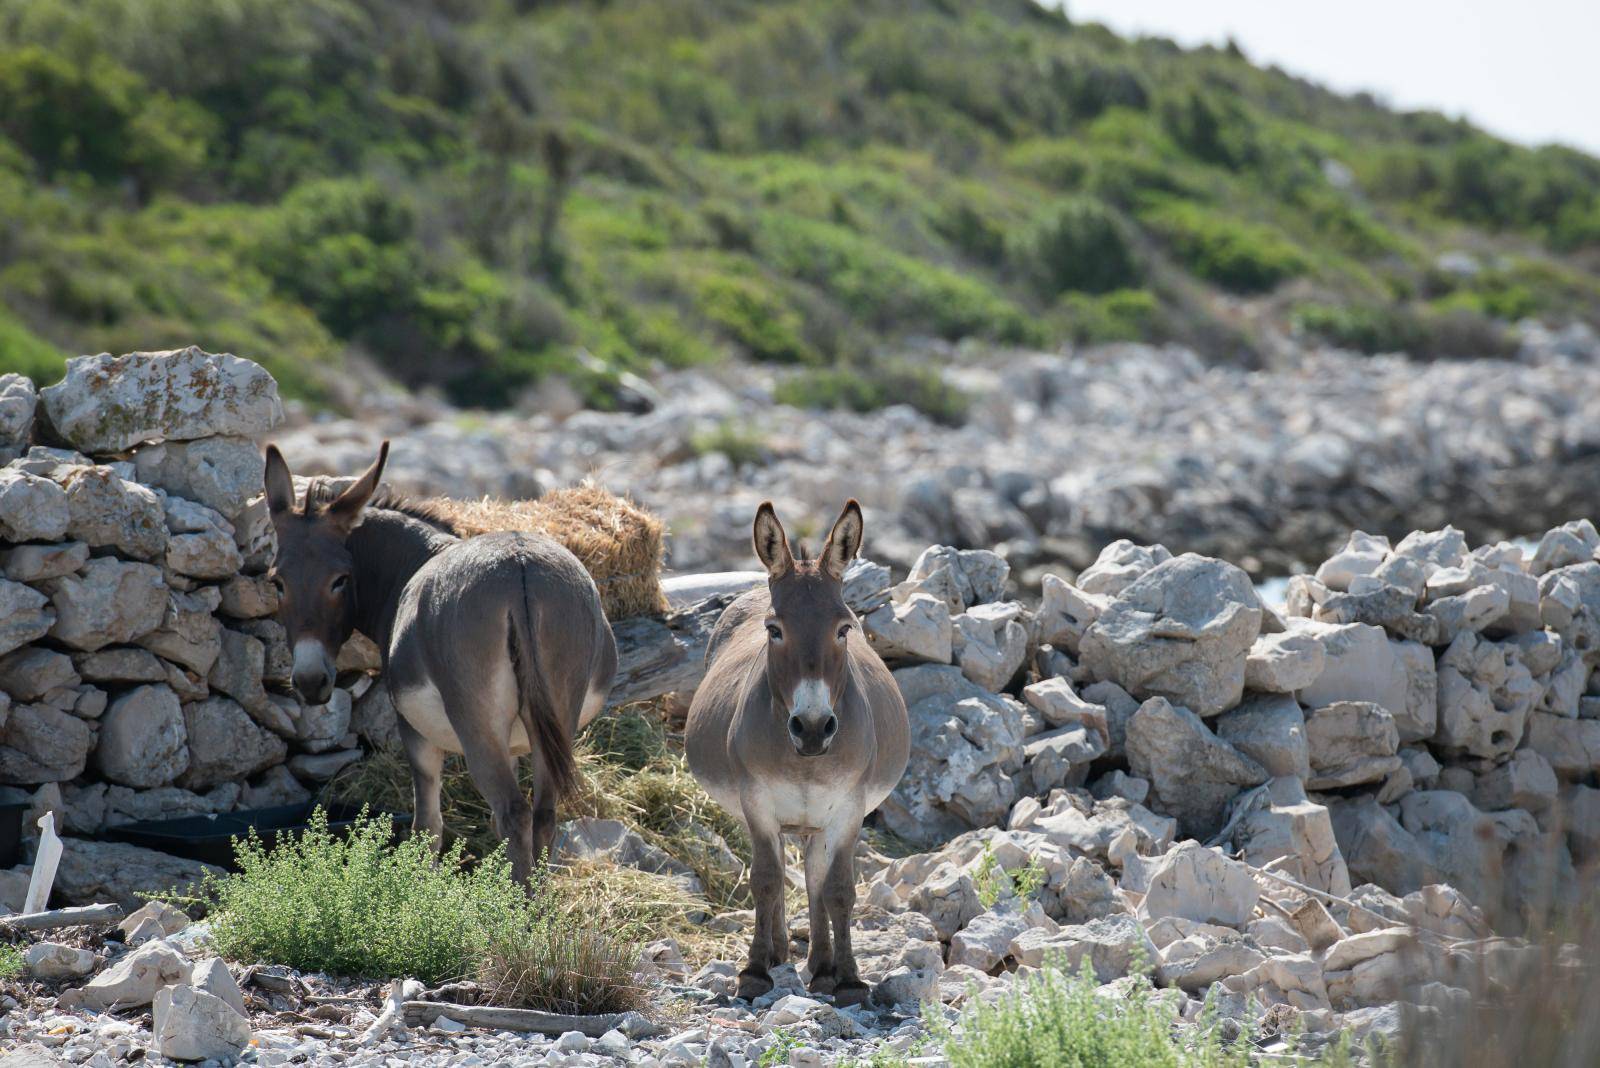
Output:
736,970,775,1001
807,969,838,996
832,979,871,1007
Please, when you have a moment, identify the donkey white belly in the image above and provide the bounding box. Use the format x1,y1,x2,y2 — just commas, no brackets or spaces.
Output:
755,779,855,836
394,661,529,756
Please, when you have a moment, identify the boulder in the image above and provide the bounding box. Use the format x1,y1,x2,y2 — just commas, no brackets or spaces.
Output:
218,574,278,619
1294,621,1404,710
1524,713,1600,776
1035,574,1105,655
1314,531,1390,591
0,372,37,446
863,593,952,664
132,435,266,523
1530,520,1599,577
1076,540,1171,598
207,628,271,716
53,838,221,910
1006,914,1156,983
24,942,98,980
1140,841,1260,928
1215,693,1310,780
552,817,702,892
1328,796,1439,897
1225,778,1351,897
39,347,283,452
137,587,223,676
880,665,1027,845
78,939,193,1010
295,687,353,752
0,647,79,701
152,983,252,1061
1158,932,1266,992
0,540,89,583
0,468,69,542
162,495,242,580
121,900,194,944
42,558,166,651
192,957,249,1018
0,580,55,656
1079,554,1261,717
1435,633,1539,759
1303,702,1401,789
1392,527,1469,574
74,646,167,684
178,696,289,790
58,466,167,559
1473,749,1557,813
1023,725,1105,794
950,602,1028,691
897,545,1008,613
948,903,1042,973
1021,676,1108,735
1125,697,1267,839
1243,631,1326,694
0,703,94,782
97,685,189,788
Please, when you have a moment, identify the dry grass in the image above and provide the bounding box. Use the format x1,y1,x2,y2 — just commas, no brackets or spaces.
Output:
421,481,666,619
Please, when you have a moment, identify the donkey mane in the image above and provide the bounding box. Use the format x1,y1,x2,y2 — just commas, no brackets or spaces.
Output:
301,478,463,536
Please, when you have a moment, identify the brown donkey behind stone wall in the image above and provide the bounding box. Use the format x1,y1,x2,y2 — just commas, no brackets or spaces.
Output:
263,441,617,885
686,501,910,1003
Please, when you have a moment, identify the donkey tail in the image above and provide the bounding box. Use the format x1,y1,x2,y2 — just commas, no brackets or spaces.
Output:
507,595,579,799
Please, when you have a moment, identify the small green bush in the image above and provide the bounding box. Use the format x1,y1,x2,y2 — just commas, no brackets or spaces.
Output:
1011,198,1141,298
0,943,22,980
1059,288,1159,344
0,308,67,384
1141,201,1308,293
776,362,970,426
205,808,537,984
938,962,1247,1068
690,420,770,465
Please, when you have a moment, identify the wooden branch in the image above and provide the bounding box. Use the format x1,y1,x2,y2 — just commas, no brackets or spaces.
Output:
402,1001,625,1036
0,902,125,933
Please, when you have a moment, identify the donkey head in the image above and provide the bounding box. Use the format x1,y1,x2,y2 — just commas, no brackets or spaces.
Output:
752,500,864,757
262,441,389,705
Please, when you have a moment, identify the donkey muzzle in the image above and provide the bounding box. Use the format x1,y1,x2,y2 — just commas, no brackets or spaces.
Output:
291,639,336,706
787,711,838,757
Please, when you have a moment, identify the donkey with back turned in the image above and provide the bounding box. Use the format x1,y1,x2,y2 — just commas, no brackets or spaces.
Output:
262,441,618,885
687,501,909,1004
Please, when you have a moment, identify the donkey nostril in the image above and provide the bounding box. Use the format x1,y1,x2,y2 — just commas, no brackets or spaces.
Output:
823,716,838,737
788,716,804,737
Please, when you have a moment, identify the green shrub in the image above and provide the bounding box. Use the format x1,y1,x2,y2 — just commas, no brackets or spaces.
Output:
693,273,816,364
0,943,21,980
937,962,1250,1068
776,362,970,426
205,808,537,983
0,308,67,384
1011,198,1141,297
690,420,770,465
1059,288,1159,344
1141,201,1308,293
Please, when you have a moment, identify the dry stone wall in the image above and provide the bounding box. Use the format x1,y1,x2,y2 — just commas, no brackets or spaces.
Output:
0,349,380,896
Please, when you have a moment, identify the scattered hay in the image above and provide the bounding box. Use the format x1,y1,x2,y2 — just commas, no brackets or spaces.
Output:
420,482,666,619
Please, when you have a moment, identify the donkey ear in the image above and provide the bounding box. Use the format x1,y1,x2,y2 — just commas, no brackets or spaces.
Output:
263,445,297,517
752,501,793,579
325,440,389,535
820,499,864,580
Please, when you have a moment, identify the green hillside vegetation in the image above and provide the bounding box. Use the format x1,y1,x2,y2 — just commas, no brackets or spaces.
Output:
1,0,1597,412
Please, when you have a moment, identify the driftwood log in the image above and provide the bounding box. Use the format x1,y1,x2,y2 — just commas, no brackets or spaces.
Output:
0,902,125,933
402,1001,627,1036
604,562,889,710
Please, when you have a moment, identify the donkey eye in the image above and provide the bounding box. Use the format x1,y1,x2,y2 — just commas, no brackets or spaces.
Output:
330,574,350,594
837,623,853,641
766,623,783,642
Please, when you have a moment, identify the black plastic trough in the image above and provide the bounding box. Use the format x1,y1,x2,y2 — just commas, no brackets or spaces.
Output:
103,801,409,870
0,799,28,868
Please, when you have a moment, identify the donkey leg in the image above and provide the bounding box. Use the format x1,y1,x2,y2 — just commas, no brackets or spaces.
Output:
398,717,447,850
453,712,536,886
822,818,868,1006
803,831,837,995
737,812,784,1001
524,758,559,874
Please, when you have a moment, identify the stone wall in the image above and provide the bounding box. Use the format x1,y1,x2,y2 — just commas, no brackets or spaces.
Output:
858,526,1600,932
0,349,375,852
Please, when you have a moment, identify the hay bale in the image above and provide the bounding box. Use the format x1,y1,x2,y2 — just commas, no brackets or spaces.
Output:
418,483,665,620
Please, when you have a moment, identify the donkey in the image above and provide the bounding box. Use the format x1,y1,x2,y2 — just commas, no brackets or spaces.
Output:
262,441,618,885
686,501,909,1004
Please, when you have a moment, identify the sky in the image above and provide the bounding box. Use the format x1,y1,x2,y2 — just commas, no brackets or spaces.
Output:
1059,0,1600,156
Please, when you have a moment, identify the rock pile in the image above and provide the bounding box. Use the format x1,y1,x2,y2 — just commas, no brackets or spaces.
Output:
0,349,377,908
854,530,1598,934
